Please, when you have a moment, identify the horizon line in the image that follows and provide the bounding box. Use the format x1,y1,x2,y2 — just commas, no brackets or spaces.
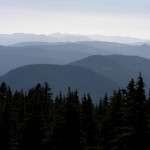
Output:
0,32,149,41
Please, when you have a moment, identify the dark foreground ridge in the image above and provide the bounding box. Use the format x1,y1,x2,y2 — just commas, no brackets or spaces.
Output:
0,74,150,149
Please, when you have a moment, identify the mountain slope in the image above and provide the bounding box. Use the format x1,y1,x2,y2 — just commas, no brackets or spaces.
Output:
0,41,130,75
70,55,150,89
0,64,118,101
12,41,150,59
0,43,94,75
78,41,150,59
1,41,150,76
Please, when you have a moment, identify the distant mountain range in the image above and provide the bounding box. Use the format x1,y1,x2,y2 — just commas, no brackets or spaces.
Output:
0,33,149,45
1,55,150,102
1,41,150,76
0,33,91,45
1,38,150,101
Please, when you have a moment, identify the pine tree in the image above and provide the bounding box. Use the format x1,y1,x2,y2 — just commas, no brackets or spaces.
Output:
133,73,149,150
81,94,98,148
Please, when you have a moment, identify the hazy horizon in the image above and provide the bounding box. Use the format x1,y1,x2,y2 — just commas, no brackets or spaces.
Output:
0,0,150,39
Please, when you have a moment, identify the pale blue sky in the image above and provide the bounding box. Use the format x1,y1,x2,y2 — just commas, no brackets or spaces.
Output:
0,0,150,39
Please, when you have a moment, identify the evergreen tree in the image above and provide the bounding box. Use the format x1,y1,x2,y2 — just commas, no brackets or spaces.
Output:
1,75,150,150
81,94,98,148
133,73,149,150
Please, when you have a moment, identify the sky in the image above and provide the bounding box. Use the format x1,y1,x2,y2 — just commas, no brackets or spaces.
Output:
0,0,150,39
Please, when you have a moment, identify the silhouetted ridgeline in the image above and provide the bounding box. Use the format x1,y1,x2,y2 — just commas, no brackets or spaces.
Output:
0,64,118,101
0,74,150,149
2,54,150,101
1,41,150,76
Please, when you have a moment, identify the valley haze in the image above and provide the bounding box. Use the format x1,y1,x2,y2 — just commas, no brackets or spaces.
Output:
0,34,150,101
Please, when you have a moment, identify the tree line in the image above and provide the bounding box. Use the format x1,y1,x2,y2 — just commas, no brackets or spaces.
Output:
0,74,150,150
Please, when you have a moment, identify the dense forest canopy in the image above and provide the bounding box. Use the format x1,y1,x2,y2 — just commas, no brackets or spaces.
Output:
0,74,150,150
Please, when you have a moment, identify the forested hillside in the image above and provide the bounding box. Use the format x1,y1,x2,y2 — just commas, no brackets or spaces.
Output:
0,64,118,101
70,54,150,87
0,74,150,149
